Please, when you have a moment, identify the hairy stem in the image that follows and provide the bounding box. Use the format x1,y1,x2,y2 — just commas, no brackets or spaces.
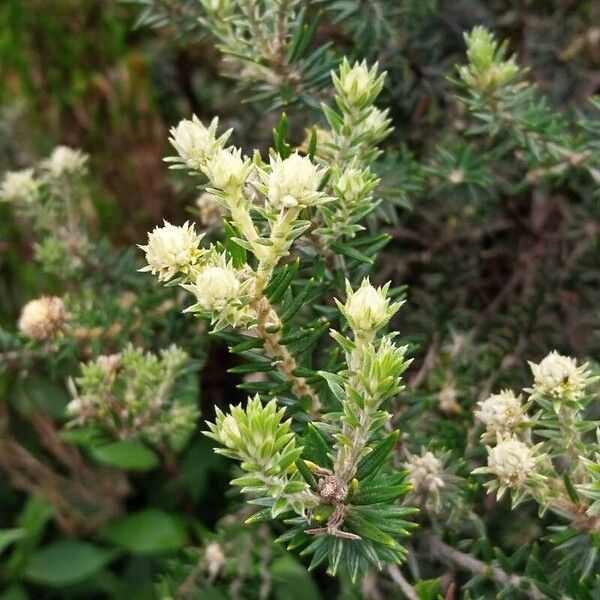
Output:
254,297,321,416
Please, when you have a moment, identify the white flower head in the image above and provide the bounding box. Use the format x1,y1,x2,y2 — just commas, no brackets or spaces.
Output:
139,220,204,282
204,541,226,580
66,397,84,416
476,390,524,437
529,351,588,401
42,146,88,177
263,152,327,209
97,353,122,373
186,265,241,312
196,192,226,227
339,278,400,335
407,451,445,495
0,169,39,203
438,383,459,414
166,116,229,170
202,147,252,193
487,437,535,488
18,296,66,340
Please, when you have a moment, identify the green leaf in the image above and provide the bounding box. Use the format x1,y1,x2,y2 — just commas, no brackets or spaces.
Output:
0,584,28,600
307,126,318,160
24,540,117,587
414,578,442,600
345,511,398,547
272,555,322,600
5,496,53,576
563,473,580,503
245,508,273,525
90,440,159,471
295,459,318,489
102,510,187,554
223,221,247,267
273,113,292,159
265,259,300,304
350,483,411,505
0,530,24,555
280,279,316,322
330,241,374,264
303,424,333,469
354,431,399,481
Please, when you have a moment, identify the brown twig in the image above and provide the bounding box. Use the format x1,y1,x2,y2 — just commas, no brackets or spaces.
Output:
427,537,546,599
387,566,419,600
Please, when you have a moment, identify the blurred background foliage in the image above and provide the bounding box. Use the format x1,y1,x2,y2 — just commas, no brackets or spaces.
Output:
2,0,600,598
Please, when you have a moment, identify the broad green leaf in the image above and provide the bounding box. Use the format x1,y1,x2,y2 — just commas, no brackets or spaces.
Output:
0,529,24,555
24,540,117,587
91,440,159,471
103,510,187,554
415,578,442,600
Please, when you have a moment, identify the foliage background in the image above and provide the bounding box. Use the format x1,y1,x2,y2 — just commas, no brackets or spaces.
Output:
2,0,600,598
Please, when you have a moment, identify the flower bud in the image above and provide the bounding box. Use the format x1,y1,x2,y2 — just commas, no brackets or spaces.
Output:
201,0,233,17
355,107,392,141
341,279,396,335
335,59,384,108
18,296,66,340
529,351,587,402
459,26,520,91
264,153,326,209
335,169,368,204
0,169,39,203
42,146,88,177
487,437,535,488
139,220,203,282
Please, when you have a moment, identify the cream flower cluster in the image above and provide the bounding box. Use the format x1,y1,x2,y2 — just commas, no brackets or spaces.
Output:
18,296,66,340
262,153,327,209
185,265,241,312
203,541,226,581
486,437,536,488
138,220,204,282
166,116,231,170
407,451,445,495
476,389,525,439
196,192,226,227
529,351,588,401
42,146,88,178
0,169,39,203
202,148,252,193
